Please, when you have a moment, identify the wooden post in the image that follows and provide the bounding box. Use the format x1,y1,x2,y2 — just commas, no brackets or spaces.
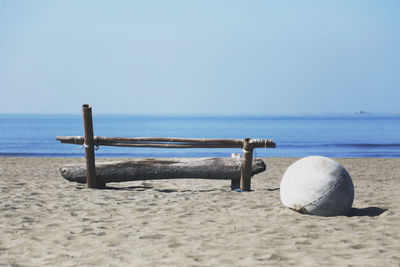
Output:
240,138,253,191
82,104,103,188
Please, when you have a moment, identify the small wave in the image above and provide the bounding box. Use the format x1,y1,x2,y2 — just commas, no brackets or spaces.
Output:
0,152,84,157
281,143,400,148
335,143,400,148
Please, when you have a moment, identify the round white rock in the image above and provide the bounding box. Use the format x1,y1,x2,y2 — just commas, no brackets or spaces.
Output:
280,156,354,216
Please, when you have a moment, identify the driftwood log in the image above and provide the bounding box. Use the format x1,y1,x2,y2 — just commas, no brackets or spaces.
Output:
60,157,266,184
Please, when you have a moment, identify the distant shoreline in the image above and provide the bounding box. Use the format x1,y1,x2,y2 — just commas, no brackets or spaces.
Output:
1,155,399,159
1,113,400,117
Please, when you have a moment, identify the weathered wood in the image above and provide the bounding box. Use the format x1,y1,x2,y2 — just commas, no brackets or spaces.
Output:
95,141,244,149
82,104,104,188
96,137,246,144
56,136,276,148
240,138,254,191
60,157,266,184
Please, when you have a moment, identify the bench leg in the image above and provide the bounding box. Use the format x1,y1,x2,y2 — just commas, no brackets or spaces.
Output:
82,104,105,189
240,138,253,191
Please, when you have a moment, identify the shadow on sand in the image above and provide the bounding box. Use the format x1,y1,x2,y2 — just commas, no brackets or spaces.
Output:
100,185,219,193
103,185,154,191
347,207,388,217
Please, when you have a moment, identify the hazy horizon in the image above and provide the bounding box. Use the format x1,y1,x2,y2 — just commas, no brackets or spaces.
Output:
1,110,399,117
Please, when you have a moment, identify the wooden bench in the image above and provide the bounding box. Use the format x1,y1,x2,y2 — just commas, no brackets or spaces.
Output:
56,104,276,191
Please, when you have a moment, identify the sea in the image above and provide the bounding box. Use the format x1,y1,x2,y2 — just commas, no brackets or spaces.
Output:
0,114,399,158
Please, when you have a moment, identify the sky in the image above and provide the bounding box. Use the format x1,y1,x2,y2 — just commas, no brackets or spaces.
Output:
1,0,399,115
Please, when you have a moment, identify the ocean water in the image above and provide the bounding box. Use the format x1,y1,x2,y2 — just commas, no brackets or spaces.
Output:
0,114,399,158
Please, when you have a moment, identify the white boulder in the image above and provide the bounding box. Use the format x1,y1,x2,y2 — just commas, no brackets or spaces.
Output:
280,156,354,216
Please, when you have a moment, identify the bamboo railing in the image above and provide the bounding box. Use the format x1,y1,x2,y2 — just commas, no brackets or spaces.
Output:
56,136,276,149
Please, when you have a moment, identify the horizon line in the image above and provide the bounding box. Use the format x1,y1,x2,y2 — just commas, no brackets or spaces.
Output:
1,111,400,117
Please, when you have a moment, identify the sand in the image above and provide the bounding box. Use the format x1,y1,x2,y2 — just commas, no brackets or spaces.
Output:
0,157,399,266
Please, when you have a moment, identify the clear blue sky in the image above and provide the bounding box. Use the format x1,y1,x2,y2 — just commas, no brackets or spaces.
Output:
1,1,399,114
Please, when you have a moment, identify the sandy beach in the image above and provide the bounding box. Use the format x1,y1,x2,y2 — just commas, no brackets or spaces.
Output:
0,157,399,266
